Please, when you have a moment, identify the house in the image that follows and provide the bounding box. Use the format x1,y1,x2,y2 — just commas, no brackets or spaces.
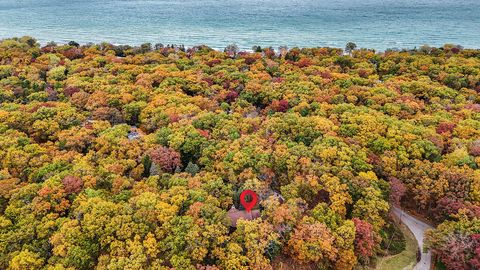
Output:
227,206,261,227
82,117,96,130
128,126,144,140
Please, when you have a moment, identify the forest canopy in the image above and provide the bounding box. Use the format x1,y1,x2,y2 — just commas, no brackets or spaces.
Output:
0,37,479,270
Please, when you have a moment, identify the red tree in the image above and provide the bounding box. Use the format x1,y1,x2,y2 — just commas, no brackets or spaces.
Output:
62,48,84,60
353,218,376,262
436,122,456,134
434,197,480,221
295,58,313,68
389,177,406,206
64,86,81,97
225,90,239,103
469,140,480,157
150,146,182,173
439,234,473,270
62,176,83,194
92,107,124,124
470,234,480,269
270,99,289,113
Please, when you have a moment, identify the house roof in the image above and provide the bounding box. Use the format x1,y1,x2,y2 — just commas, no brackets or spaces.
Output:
227,207,261,227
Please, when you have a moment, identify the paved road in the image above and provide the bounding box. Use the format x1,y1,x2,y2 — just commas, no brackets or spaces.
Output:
392,207,434,270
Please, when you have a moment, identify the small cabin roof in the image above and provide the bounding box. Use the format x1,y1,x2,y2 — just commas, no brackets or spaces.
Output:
227,208,261,227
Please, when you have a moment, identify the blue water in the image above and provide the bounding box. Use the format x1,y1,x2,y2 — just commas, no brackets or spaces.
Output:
0,0,479,50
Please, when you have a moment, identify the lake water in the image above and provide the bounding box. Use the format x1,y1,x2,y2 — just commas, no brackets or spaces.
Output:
0,0,479,50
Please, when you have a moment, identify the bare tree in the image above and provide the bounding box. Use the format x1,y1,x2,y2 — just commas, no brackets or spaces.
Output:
224,44,239,57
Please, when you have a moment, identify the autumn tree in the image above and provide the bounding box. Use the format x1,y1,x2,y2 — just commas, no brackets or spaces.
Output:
149,146,182,173
287,217,338,267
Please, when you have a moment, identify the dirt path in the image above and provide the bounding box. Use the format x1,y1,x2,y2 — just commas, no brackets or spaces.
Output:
392,207,434,270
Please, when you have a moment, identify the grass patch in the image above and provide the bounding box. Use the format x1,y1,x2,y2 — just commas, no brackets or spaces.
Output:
380,219,407,255
375,221,418,270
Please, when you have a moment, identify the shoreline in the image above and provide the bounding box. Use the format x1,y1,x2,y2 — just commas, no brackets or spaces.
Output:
2,36,474,54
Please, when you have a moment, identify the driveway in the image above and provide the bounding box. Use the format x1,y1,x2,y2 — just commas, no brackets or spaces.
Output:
392,207,434,270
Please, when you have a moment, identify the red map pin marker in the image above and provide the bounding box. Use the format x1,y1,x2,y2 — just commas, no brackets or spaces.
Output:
240,190,258,212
